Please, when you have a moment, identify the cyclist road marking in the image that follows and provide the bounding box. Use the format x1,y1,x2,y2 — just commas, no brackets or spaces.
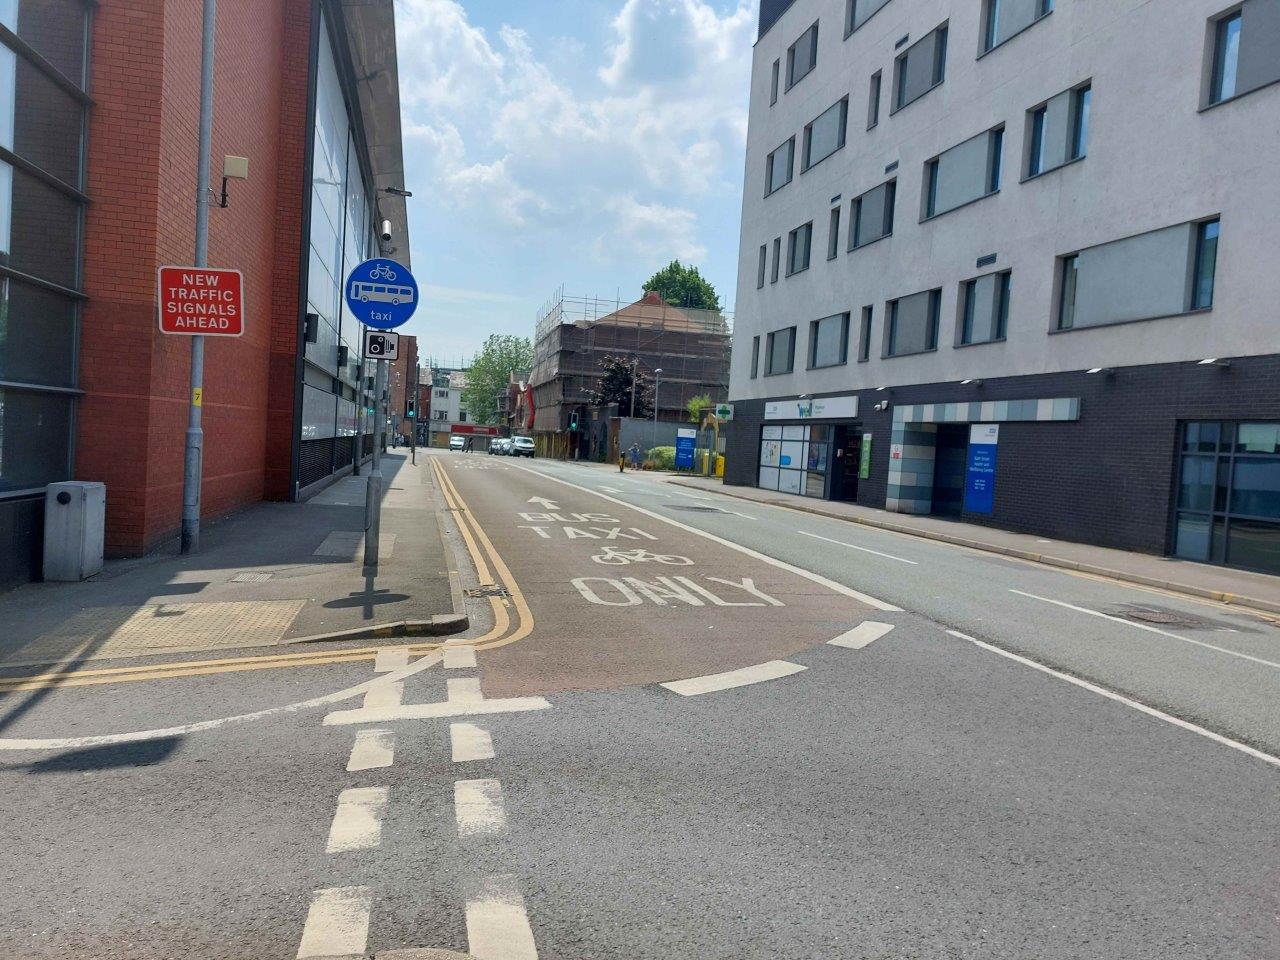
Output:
508,462,901,612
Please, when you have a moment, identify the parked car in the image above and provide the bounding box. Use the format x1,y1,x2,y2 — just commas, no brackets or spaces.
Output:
449,435,466,451
510,436,536,458
488,438,511,455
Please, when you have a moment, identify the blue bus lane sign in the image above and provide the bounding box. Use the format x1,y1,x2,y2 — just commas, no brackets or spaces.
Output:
345,258,419,330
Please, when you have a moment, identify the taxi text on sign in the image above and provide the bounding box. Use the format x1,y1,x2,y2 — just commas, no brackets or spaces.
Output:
157,266,245,337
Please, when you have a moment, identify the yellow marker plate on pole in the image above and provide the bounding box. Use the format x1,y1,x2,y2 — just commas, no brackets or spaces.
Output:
193,388,203,407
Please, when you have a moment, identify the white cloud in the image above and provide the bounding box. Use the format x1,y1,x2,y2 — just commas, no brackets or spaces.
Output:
594,195,708,265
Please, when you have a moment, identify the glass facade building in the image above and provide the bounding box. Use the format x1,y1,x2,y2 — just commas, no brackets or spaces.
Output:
0,0,90,586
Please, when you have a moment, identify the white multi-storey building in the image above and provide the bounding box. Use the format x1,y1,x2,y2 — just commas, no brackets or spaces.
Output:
727,0,1280,575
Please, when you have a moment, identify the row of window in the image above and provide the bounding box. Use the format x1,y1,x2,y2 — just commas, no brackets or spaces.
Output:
765,2,1272,199
749,216,1221,377
758,79,1090,291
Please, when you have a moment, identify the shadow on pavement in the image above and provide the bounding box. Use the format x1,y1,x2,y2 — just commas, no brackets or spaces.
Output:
23,736,182,773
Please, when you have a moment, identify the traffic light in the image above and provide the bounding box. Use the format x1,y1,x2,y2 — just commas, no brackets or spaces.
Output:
406,397,416,418
570,412,579,430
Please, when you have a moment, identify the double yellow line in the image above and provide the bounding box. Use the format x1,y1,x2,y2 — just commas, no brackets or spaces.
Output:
0,458,531,692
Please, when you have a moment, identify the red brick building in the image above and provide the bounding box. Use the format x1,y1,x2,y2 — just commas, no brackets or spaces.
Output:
1,0,410,588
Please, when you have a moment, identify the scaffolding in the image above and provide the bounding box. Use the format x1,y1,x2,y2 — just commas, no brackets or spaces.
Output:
530,288,733,439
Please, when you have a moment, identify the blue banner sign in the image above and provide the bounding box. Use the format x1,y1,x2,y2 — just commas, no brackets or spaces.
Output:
675,428,697,470
345,258,418,330
964,424,999,514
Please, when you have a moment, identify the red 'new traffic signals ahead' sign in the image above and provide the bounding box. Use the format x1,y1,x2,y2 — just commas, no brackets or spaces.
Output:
157,266,245,336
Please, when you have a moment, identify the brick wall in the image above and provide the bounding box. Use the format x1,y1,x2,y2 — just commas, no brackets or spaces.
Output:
78,0,310,556
725,355,1280,556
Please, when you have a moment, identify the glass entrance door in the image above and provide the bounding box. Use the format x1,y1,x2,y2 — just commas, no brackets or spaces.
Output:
1173,422,1280,574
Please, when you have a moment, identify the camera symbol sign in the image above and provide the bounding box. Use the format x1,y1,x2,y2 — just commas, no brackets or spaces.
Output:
345,257,418,330
364,330,399,361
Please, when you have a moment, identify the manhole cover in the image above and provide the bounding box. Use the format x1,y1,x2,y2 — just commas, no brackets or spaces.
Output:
1117,606,1209,628
466,585,510,598
231,571,273,584
664,504,727,513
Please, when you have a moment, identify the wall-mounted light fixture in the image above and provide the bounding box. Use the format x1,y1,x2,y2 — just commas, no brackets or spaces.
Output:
1086,367,1116,376
382,186,414,198
961,379,984,386
219,155,249,208
1197,357,1232,368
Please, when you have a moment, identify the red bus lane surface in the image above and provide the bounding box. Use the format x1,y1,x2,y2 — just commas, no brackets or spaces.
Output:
440,456,893,697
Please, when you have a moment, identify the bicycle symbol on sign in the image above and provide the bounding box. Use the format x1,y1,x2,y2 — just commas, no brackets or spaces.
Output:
368,263,397,282
591,547,693,566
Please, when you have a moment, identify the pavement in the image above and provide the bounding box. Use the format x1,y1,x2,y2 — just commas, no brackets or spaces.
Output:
0,451,465,670
0,448,1277,959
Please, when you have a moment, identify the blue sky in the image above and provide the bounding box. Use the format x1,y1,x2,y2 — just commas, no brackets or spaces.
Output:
392,0,757,366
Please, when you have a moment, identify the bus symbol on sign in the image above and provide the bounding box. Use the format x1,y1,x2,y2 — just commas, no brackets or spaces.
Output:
345,257,419,330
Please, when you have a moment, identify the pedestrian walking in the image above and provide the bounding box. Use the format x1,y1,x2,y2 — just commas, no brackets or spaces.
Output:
629,443,642,470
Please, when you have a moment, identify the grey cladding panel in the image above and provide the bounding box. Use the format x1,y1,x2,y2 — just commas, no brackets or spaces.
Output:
1072,223,1196,328
1238,0,1280,95
933,131,992,215
891,290,935,355
850,0,892,31
994,0,1046,46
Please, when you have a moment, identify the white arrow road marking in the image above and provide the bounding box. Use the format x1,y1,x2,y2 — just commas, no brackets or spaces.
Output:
346,728,395,771
828,621,895,649
510,464,901,612
467,875,539,960
0,651,444,751
326,787,389,853
1009,590,1280,670
527,496,560,510
452,722,494,762
455,778,507,836
661,660,807,697
799,530,918,565
296,886,372,958
947,630,1280,770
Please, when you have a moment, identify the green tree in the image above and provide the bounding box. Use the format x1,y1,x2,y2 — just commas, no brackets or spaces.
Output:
590,354,652,418
686,394,713,424
642,260,721,311
461,334,534,425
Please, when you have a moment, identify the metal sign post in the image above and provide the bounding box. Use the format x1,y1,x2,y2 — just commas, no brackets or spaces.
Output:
345,258,418,568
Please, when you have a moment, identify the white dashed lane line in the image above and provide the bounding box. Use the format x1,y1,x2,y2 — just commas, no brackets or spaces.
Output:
466,875,540,960
326,787,390,853
296,885,372,958
828,621,896,649
455,778,508,837
799,530,918,565
346,728,395,772
452,722,495,762
661,660,807,697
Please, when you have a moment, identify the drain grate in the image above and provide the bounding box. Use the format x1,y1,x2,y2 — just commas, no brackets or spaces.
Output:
231,572,273,584
466,584,510,599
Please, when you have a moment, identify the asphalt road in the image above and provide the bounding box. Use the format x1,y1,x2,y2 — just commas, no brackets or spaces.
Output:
0,447,1276,959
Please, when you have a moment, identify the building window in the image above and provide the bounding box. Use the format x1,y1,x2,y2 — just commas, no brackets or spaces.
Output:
757,244,767,289
765,327,797,375
960,271,1011,345
1192,218,1221,309
923,126,1003,219
786,222,813,276
1174,421,1280,575
1056,218,1223,330
982,0,1053,54
786,22,819,90
827,207,842,260
846,0,893,36
770,59,780,105
893,24,948,112
759,423,830,499
850,180,896,249
809,313,850,369
751,336,760,378
858,306,873,361
867,70,882,129
1027,83,1091,178
802,98,848,172
885,288,941,357
1210,10,1242,103
766,137,795,195
771,237,782,283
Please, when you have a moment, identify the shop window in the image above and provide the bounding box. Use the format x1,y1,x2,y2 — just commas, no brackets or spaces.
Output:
759,423,831,499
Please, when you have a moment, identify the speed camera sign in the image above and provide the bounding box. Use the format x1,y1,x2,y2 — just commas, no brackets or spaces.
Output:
364,329,400,361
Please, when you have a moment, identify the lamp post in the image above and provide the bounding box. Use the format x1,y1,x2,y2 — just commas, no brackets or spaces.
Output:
652,367,663,450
